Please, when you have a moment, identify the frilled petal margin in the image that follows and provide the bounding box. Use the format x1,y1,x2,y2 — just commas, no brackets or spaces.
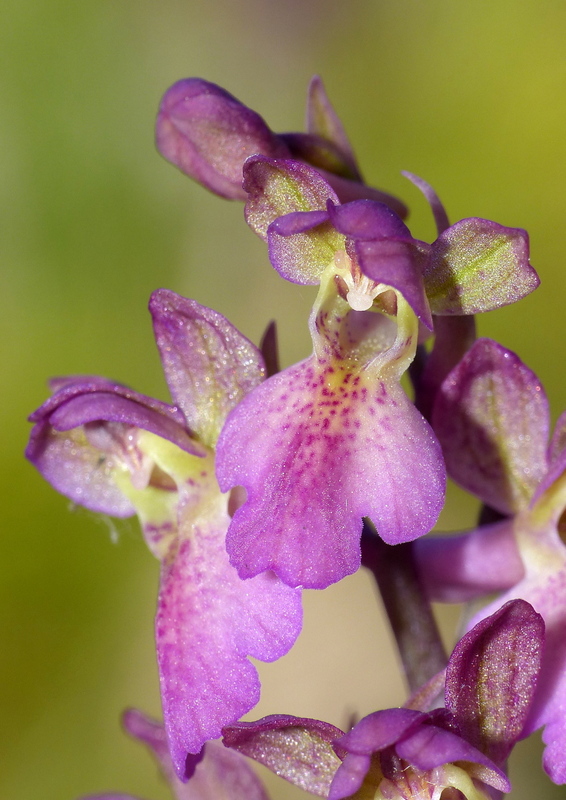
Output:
216,356,445,589
154,497,302,776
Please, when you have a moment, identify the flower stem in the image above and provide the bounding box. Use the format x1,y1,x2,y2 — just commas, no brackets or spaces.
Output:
361,522,447,693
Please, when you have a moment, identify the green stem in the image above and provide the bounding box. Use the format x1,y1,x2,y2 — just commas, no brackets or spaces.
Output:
361,522,447,693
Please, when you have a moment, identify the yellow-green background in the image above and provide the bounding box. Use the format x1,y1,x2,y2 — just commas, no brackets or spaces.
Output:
3,1,566,798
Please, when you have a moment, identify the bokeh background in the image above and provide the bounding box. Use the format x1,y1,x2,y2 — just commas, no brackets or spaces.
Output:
3,1,566,798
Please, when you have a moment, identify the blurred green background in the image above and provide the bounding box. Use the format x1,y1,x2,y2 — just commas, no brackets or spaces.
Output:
3,1,566,797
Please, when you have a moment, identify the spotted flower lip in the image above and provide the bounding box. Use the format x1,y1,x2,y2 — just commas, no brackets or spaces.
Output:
215,156,446,590
26,290,303,780
222,600,544,800
415,337,566,783
155,75,408,216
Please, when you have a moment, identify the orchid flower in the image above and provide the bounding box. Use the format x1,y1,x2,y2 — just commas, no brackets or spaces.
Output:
79,708,270,800
26,290,302,779
214,157,537,590
155,75,407,215
222,599,544,800
416,337,566,783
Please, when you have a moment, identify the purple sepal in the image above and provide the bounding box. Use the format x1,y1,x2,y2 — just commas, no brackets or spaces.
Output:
267,213,342,285
26,379,203,516
281,132,360,182
445,599,545,765
42,391,199,455
320,170,409,219
149,289,266,447
432,338,549,514
415,314,477,421
402,171,450,235
305,75,361,180
217,359,445,589
243,156,339,241
223,714,344,797
156,79,289,200
424,218,539,315
154,503,302,775
414,520,524,603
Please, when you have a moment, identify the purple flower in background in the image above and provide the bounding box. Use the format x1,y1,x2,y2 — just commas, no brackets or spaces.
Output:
80,708,270,800
26,290,302,779
416,337,566,783
214,157,536,590
155,75,407,215
223,599,544,800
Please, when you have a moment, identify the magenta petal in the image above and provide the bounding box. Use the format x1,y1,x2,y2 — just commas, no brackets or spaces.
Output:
397,725,507,785
327,753,371,800
433,338,549,514
217,360,445,589
269,209,330,237
156,78,289,200
326,199,410,240
149,290,265,447
338,709,422,754
223,714,344,797
154,505,302,776
414,520,524,603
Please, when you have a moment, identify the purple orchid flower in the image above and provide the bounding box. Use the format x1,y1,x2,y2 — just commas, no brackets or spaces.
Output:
214,157,537,590
155,75,407,216
415,337,566,783
222,599,544,800
79,708,270,800
26,290,302,780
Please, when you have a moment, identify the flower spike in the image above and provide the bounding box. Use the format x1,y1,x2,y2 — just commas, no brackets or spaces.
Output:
26,291,302,779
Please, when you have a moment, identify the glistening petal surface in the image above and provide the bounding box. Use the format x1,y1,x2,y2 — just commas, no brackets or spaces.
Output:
223,714,344,797
433,338,549,514
217,358,445,589
424,218,539,314
154,497,302,774
150,290,266,448
156,78,288,200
